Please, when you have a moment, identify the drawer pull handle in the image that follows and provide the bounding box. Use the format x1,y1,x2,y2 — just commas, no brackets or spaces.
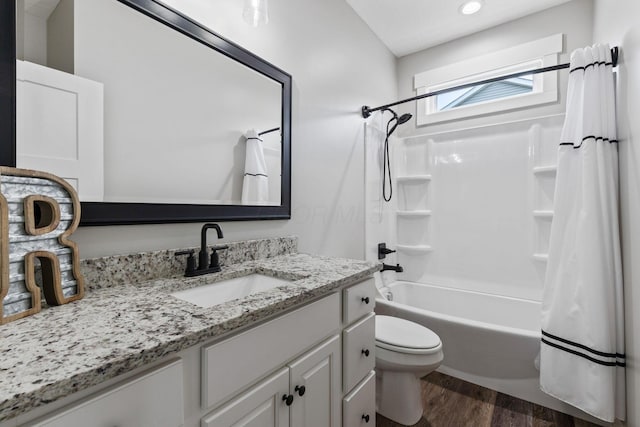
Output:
362,414,370,423
282,394,294,406
361,297,370,304
295,385,306,396
362,349,370,357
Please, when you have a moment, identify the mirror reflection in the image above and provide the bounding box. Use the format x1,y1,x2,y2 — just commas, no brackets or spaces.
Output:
16,0,283,206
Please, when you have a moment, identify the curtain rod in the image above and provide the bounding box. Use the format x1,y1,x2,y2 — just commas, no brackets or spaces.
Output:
361,46,620,118
258,127,280,136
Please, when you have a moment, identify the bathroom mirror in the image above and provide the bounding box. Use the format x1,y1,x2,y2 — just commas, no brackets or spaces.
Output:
0,0,292,225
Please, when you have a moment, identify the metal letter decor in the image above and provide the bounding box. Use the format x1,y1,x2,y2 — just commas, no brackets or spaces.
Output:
0,167,84,325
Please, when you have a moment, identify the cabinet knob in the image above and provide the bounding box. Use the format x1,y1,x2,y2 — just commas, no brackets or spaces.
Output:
295,385,306,396
362,348,370,357
282,394,294,406
362,414,370,423
361,297,370,304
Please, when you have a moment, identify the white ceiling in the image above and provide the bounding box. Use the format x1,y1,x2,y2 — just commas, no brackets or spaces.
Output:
345,0,573,57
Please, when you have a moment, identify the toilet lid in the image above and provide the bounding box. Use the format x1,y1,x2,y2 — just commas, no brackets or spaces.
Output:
375,315,441,350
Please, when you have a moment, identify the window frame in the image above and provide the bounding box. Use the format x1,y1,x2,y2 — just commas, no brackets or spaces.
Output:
414,34,563,126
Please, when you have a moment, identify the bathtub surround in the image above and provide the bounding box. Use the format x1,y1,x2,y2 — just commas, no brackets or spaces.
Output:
0,237,380,422
541,45,624,422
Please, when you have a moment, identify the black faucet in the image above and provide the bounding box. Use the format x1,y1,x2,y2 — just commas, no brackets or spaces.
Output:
381,263,403,273
200,223,224,270
175,223,228,277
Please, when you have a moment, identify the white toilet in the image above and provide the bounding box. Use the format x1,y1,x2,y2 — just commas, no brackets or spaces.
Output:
375,315,443,426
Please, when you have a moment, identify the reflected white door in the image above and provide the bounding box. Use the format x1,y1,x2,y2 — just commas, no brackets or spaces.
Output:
16,60,104,201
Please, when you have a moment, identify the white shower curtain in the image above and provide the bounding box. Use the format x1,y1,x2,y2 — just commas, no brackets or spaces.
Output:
241,129,269,204
540,44,625,422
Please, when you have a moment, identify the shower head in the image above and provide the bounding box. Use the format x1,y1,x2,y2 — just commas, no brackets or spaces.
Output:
397,113,412,125
380,110,412,203
386,112,413,137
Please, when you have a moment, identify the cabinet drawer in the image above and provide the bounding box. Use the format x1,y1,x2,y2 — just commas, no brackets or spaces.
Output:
31,359,184,427
203,293,340,410
343,278,375,324
343,371,376,427
343,313,375,392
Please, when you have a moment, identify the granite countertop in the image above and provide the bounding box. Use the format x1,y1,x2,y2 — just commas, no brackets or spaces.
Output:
0,252,380,422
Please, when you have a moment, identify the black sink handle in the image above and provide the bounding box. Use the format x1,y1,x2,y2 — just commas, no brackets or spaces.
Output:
175,250,196,275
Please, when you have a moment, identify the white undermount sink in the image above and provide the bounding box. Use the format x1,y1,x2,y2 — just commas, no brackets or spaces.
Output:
170,273,293,308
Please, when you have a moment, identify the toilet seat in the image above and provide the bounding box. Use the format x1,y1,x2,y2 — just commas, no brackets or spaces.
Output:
375,315,441,355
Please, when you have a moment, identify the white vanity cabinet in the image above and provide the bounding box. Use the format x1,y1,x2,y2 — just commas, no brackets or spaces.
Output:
341,278,377,426
4,276,377,427
201,294,342,427
202,335,341,427
200,278,376,427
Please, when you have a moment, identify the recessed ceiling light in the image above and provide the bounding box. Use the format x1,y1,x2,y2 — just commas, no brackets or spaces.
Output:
459,0,484,15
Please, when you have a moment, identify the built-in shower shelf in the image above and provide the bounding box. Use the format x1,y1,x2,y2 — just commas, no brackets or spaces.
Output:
397,175,432,183
533,165,557,174
396,244,432,254
397,210,432,217
533,253,549,262
533,210,554,218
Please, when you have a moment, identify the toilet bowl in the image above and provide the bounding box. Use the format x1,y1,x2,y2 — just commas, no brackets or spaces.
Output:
375,315,443,426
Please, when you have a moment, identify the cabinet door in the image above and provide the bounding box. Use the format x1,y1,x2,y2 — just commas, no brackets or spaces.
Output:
289,335,341,427
31,360,183,427
201,368,290,427
343,371,376,427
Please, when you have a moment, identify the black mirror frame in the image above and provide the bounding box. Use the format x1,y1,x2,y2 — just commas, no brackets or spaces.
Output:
0,0,291,226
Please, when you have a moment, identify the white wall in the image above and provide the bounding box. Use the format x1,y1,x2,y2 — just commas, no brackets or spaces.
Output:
47,0,73,74
72,0,397,259
593,2,640,426
395,0,594,137
23,11,47,66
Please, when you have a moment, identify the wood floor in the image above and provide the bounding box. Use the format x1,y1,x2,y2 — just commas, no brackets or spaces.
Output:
376,372,602,427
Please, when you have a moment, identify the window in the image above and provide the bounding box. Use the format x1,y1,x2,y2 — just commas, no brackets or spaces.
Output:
414,34,563,125
436,75,534,112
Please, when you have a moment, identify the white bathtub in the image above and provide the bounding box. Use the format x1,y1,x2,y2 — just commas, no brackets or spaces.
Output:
375,280,603,423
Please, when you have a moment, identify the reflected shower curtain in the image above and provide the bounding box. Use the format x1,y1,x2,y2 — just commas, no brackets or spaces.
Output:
241,129,269,204
540,44,625,422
